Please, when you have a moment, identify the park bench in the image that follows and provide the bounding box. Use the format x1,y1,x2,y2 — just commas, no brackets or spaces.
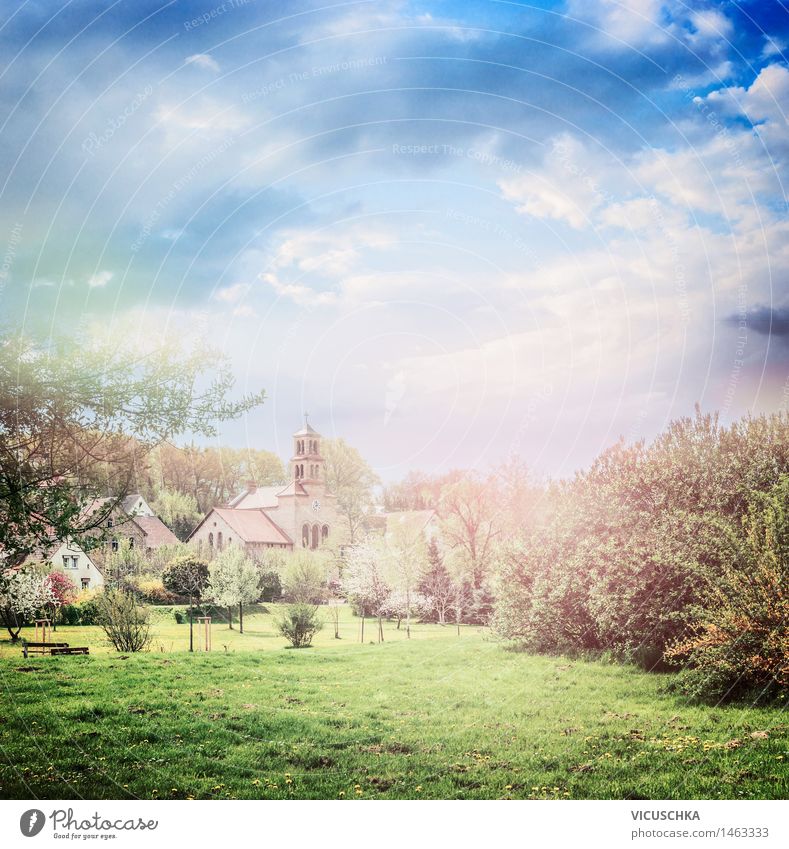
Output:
21,640,89,658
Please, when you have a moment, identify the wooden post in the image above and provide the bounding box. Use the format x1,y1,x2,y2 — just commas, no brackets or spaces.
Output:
34,619,51,644
197,616,212,651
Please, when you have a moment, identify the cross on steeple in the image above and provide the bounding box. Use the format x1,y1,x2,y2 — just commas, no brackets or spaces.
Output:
304,411,310,427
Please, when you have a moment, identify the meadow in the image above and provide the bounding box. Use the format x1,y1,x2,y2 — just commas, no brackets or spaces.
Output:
0,605,785,800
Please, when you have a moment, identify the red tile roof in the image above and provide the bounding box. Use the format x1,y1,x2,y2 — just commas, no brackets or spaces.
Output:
132,516,180,548
212,508,293,546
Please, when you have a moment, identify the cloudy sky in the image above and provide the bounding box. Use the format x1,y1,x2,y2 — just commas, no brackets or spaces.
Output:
1,0,788,479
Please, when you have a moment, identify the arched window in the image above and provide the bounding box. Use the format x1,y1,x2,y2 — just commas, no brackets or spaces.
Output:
302,524,310,548
217,532,223,551
322,524,329,542
311,524,319,549
208,532,214,549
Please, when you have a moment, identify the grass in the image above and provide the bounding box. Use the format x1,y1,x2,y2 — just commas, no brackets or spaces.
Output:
0,605,786,800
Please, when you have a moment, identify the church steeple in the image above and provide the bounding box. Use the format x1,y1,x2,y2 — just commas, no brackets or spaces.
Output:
291,414,323,483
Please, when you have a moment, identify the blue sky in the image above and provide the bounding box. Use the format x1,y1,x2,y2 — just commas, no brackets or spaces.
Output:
1,0,788,479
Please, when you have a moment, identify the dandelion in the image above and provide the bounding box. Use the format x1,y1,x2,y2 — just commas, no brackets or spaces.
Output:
415,785,423,793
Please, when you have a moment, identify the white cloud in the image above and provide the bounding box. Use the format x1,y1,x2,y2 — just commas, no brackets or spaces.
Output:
260,272,338,307
214,282,251,303
498,135,628,229
704,63,789,126
87,270,113,288
185,53,221,73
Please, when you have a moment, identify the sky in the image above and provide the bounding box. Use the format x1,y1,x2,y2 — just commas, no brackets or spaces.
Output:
1,0,788,481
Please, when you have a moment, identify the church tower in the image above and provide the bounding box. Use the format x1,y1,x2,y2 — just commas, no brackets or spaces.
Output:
291,415,325,488
289,415,332,549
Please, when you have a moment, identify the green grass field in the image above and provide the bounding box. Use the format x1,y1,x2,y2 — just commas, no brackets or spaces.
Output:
0,605,786,800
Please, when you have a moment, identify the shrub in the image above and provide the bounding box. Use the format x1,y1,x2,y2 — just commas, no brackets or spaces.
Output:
664,479,789,702
97,590,152,653
277,603,322,648
60,589,102,625
132,576,177,605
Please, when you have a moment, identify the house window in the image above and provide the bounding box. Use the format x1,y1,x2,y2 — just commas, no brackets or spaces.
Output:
81,578,90,590
217,532,223,551
322,525,329,542
311,524,319,549
302,524,309,548
111,539,119,552
208,532,214,549
71,556,79,569
107,518,113,528
129,537,135,548
62,555,70,569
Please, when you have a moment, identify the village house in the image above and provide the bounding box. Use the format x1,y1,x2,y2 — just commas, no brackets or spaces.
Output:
44,538,105,591
189,418,337,557
85,493,180,568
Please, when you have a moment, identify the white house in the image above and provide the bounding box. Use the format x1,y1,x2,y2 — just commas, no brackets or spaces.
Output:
46,539,104,591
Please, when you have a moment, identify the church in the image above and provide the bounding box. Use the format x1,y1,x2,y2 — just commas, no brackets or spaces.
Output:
188,418,336,557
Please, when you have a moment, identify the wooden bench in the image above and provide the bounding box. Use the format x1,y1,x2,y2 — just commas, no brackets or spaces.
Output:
21,640,89,657
21,640,69,657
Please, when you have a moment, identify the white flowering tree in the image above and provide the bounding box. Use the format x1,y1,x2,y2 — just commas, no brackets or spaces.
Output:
0,567,56,641
342,538,391,642
206,544,260,633
382,519,429,639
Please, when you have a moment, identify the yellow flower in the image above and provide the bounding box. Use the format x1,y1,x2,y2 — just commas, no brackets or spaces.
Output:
415,785,423,793
251,779,260,786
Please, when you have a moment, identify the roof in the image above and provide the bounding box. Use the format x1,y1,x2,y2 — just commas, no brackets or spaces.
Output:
293,423,319,437
121,494,154,516
132,515,180,548
211,508,293,545
274,480,309,498
227,485,283,509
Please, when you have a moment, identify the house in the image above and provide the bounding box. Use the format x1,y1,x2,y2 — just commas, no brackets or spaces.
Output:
189,418,337,557
45,539,104,591
85,493,180,566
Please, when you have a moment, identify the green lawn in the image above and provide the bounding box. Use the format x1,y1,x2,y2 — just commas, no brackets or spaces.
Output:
0,606,785,800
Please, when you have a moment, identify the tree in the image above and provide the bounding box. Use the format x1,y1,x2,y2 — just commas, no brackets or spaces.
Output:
322,438,379,544
258,570,282,603
147,443,285,514
383,517,428,638
97,589,152,653
206,544,259,633
437,472,499,589
162,554,209,652
448,575,472,637
419,538,454,625
0,566,55,640
343,538,391,642
103,538,147,589
0,331,265,569
281,550,329,604
149,488,202,541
